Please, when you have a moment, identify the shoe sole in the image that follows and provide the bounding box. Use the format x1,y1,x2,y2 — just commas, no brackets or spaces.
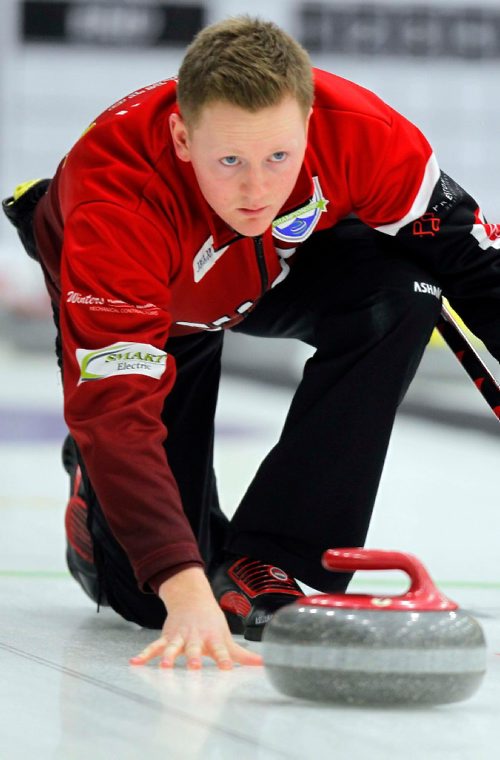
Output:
225,612,266,641
243,625,264,642
225,611,245,635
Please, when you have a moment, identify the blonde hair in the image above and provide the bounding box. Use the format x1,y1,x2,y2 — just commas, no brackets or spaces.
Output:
177,16,314,128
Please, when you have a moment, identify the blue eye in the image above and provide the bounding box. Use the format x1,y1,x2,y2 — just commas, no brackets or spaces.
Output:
221,156,239,166
271,152,287,162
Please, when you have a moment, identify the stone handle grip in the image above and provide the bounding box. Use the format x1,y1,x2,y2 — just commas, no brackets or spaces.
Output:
321,548,457,610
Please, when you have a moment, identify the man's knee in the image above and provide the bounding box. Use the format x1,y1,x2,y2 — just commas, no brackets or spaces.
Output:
385,274,442,403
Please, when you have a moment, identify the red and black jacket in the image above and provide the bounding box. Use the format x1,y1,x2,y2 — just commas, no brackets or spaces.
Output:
33,68,500,592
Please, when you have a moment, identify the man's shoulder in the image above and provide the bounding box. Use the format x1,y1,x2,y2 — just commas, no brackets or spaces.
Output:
58,78,180,214
80,76,178,163
312,68,393,126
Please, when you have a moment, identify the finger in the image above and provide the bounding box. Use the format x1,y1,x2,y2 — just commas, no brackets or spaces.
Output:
228,642,263,667
208,643,233,671
129,636,168,665
184,641,203,670
159,637,185,669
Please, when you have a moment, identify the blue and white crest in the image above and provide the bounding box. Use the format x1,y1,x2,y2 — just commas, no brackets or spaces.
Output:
272,176,329,243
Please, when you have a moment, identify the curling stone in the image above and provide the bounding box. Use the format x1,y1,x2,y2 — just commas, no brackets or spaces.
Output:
262,549,487,705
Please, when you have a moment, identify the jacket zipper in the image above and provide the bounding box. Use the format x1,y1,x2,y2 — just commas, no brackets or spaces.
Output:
253,236,268,297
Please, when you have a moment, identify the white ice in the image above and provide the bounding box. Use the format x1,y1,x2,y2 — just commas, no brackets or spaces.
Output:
0,340,499,760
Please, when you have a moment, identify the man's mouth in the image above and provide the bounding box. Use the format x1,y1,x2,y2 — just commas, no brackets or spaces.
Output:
238,206,268,217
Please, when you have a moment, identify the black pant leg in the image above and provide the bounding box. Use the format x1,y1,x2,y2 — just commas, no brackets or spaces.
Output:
228,222,442,591
160,331,228,576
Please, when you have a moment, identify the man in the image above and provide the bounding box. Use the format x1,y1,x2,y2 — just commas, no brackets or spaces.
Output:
3,17,500,670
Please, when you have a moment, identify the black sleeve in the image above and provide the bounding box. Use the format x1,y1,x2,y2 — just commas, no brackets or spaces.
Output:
392,171,500,360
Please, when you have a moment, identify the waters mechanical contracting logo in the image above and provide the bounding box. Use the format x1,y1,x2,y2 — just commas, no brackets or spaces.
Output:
272,177,329,243
76,342,167,384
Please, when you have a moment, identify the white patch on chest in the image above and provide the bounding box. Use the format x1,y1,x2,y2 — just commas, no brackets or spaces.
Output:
193,236,229,283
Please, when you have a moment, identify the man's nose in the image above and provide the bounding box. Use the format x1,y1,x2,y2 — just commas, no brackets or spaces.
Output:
241,165,268,200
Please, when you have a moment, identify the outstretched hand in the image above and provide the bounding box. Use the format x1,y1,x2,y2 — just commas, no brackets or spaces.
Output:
129,567,262,670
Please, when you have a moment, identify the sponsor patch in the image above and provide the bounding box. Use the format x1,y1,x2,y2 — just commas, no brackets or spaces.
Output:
272,176,329,243
67,290,105,305
193,236,229,282
76,342,167,384
66,291,159,315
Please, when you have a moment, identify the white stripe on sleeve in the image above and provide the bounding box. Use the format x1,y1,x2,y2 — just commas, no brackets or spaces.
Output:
375,153,441,237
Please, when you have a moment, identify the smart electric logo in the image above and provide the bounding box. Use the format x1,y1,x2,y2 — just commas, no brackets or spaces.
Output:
76,342,168,384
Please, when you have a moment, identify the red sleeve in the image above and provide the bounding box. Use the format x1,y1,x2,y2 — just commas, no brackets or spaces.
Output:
348,105,439,232
60,201,203,591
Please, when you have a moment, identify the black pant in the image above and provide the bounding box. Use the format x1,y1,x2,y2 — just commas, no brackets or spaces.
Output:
3,185,441,627
228,224,442,589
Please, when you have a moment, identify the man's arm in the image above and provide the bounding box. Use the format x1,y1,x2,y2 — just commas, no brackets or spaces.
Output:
386,171,500,361
61,202,204,585
61,202,262,668
349,103,500,357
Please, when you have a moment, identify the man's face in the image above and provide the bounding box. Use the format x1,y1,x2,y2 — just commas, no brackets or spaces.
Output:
170,96,310,237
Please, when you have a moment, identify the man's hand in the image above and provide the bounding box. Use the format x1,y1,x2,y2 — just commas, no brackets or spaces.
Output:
129,567,263,670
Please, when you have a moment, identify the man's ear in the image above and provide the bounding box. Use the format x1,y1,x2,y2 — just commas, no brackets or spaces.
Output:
169,113,191,162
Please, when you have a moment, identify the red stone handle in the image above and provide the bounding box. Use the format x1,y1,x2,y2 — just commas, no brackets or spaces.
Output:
300,548,458,611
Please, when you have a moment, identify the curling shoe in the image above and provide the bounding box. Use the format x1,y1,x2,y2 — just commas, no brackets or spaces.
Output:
63,436,107,606
211,556,304,641
65,464,94,567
